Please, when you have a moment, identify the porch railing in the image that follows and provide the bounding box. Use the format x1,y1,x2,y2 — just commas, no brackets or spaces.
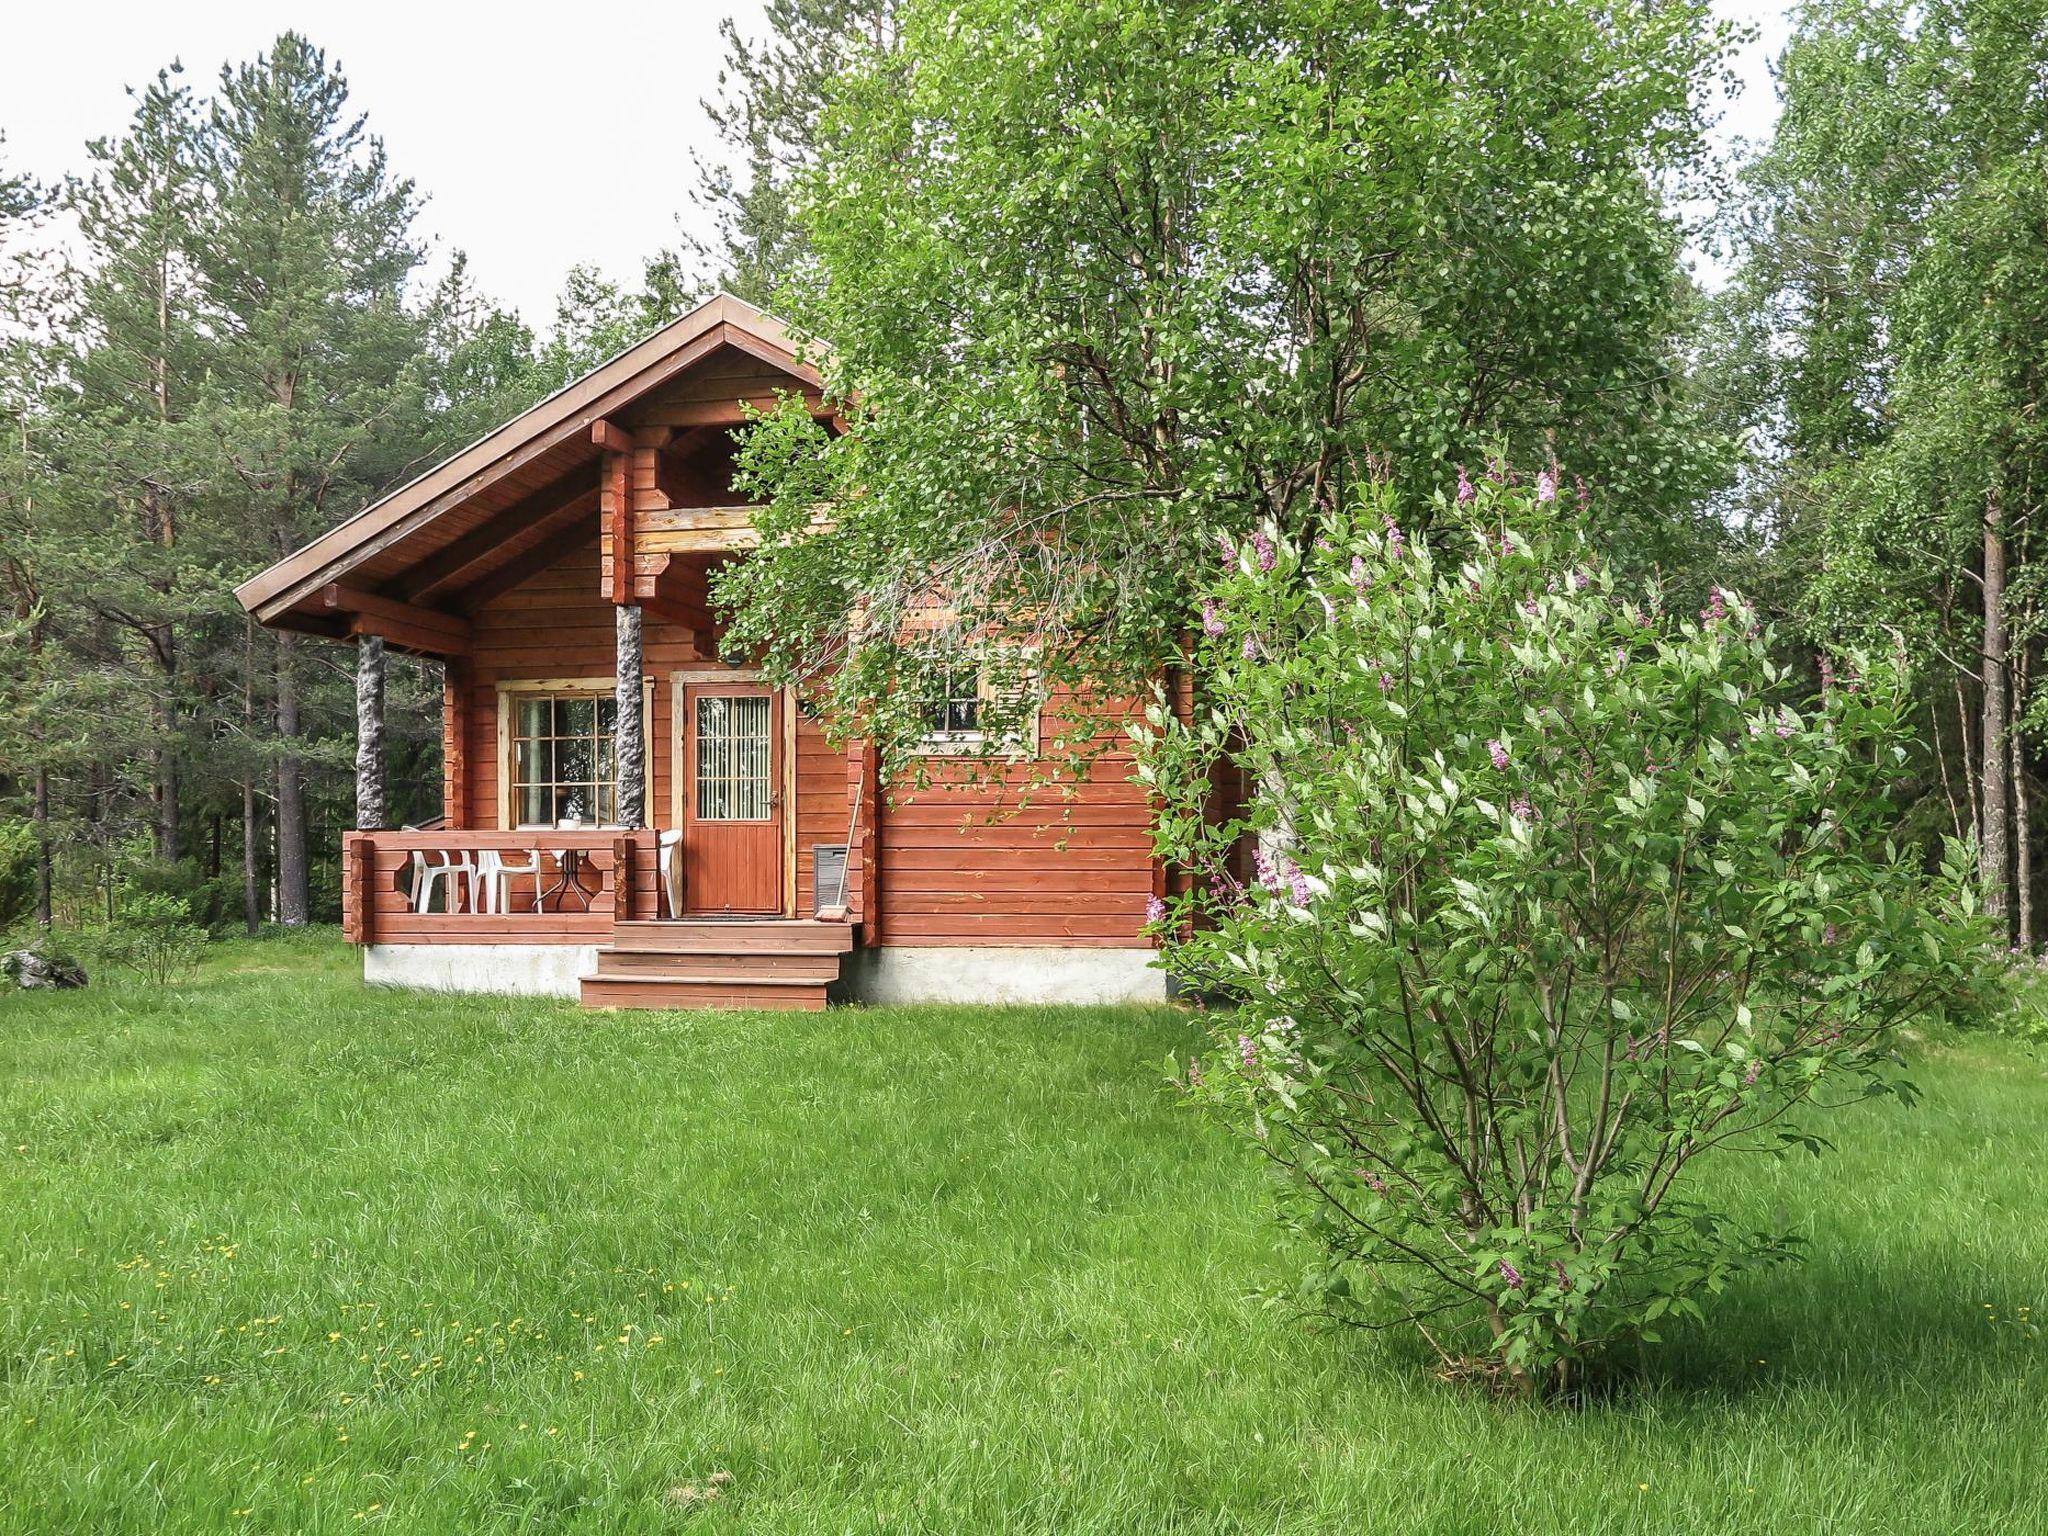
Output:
341,830,664,945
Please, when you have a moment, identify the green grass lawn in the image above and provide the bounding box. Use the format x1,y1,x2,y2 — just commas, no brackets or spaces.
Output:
3,932,2044,1534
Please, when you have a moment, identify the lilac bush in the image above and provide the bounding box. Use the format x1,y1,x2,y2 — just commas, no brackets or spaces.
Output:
1139,477,1990,1396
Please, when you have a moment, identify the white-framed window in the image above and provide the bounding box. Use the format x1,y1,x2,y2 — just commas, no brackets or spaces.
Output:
496,679,653,828
911,644,1039,756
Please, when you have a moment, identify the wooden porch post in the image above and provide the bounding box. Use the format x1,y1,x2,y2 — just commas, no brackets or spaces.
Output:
615,602,646,829
354,634,388,830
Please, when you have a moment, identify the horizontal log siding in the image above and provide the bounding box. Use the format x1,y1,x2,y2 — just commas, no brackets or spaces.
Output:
877,694,1155,947
463,539,703,829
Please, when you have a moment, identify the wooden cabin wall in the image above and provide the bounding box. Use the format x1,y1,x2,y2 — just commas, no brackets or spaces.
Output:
445,548,1154,943
877,693,1154,947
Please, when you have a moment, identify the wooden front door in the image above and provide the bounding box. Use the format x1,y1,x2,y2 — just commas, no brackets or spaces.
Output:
681,684,782,914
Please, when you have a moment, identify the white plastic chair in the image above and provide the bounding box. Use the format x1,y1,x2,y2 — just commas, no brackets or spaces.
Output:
658,830,684,917
408,849,477,914
476,848,544,914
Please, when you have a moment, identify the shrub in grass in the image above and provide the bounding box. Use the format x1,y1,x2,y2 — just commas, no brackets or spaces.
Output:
87,890,207,986
1140,475,1991,1397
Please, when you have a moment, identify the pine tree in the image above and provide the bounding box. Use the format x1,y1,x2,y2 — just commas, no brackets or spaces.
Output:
54,68,207,865
190,32,431,925
687,0,903,304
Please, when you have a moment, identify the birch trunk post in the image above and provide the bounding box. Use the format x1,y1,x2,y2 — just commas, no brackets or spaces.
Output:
355,634,388,831
614,603,645,829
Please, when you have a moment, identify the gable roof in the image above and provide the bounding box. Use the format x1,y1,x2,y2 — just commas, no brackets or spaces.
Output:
234,292,824,629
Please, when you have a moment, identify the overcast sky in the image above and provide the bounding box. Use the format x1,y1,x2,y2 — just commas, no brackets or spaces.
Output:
2,0,1790,325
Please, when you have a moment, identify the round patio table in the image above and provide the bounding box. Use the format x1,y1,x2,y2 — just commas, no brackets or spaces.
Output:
539,846,596,912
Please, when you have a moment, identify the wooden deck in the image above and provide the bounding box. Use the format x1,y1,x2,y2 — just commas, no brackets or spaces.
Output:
341,831,856,1010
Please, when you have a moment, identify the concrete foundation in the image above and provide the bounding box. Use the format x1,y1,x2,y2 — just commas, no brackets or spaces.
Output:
363,942,1168,1006
836,946,1168,1006
364,943,600,1000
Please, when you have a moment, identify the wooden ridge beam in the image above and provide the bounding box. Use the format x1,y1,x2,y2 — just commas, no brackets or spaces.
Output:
632,395,830,429
399,472,599,603
319,584,472,656
590,419,635,453
457,522,598,613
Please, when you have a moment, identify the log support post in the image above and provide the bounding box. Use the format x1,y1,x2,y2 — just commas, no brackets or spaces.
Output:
615,602,646,829
355,634,388,831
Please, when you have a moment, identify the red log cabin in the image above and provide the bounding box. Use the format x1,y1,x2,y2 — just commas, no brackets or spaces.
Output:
235,294,1172,1010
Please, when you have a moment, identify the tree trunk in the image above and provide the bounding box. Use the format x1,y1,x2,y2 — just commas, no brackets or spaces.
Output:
275,629,309,926
242,616,261,936
2016,647,2033,954
615,603,646,828
32,766,52,929
242,777,261,937
1982,491,2010,932
355,634,388,831
156,737,180,863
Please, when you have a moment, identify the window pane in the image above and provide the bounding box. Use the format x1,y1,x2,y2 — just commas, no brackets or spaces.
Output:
596,697,618,731
519,784,551,826
556,737,593,785
557,697,594,735
515,739,550,788
696,694,771,821
947,697,980,733
518,698,550,737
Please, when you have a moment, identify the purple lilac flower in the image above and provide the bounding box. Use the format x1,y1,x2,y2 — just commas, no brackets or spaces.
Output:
1254,847,1279,893
1242,634,1259,661
1819,654,1835,693
1521,597,1541,618
1823,922,1839,946
1145,894,1167,926
1554,1261,1572,1292
1251,529,1277,573
1511,795,1536,822
1350,555,1371,596
1456,464,1476,504
1574,474,1590,512
1285,860,1312,907
1217,532,1236,562
1743,1059,1763,1087
1186,1057,1204,1089
1702,587,1728,624
1383,516,1405,560
1201,598,1227,638
1569,568,1589,591
1358,1169,1390,1195
1238,1033,1259,1074
1314,536,1333,552
1488,738,1511,771
1536,470,1558,504
1499,1260,1525,1290
1378,670,1396,694
1775,721,1794,739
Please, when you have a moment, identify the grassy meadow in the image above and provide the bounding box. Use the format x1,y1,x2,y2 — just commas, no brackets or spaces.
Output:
2,931,2044,1534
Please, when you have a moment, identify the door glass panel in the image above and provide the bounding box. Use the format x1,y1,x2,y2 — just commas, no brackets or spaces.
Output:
696,694,772,821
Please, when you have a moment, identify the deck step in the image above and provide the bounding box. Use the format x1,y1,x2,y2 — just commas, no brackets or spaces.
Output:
608,920,854,954
592,948,842,982
579,975,829,1012
580,918,854,1011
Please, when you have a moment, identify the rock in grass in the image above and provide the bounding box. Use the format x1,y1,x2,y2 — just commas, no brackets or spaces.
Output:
2,943,87,989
